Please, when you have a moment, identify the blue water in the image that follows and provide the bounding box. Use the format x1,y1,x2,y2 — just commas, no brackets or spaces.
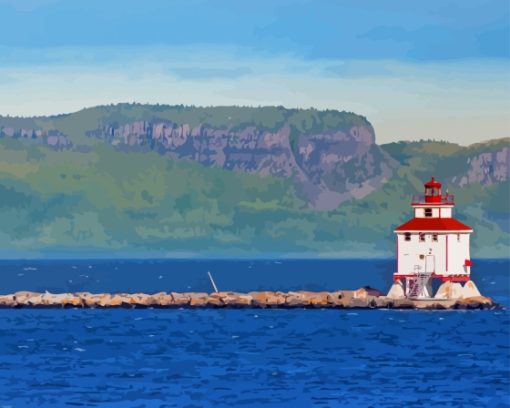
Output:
0,259,508,407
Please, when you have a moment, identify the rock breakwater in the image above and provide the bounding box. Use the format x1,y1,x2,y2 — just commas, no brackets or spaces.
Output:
0,287,499,310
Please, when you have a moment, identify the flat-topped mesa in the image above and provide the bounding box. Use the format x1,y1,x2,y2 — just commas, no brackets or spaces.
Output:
0,105,396,210
0,288,499,310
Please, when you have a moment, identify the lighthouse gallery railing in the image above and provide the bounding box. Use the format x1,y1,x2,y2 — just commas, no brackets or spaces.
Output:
411,194,455,205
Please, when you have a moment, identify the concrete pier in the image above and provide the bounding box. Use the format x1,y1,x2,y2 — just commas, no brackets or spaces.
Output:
0,287,499,310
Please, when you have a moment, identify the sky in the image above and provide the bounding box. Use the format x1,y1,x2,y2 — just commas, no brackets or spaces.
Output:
0,0,509,144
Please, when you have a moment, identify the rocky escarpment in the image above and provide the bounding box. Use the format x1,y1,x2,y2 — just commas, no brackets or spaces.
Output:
84,120,395,209
0,127,70,149
1,105,507,212
452,144,509,187
0,106,396,209
0,288,499,310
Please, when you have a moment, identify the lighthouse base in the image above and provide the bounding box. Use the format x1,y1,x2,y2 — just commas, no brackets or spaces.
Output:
434,280,482,300
387,279,406,299
388,276,483,300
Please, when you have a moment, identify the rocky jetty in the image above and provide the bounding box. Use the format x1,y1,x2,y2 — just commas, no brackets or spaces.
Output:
0,287,499,310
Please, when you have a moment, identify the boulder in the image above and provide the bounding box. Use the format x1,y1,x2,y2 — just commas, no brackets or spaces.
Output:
213,292,235,306
284,291,310,307
391,298,416,309
26,293,45,306
42,292,82,307
188,292,209,307
205,292,254,307
150,292,173,306
0,295,16,307
354,286,384,299
15,291,66,307
326,291,346,306
13,291,40,305
206,293,224,307
462,281,482,298
434,281,464,299
108,294,126,307
234,293,254,307
328,290,366,307
303,291,330,307
349,298,372,308
457,296,495,309
171,292,191,306
216,292,253,307
124,293,153,307
249,291,286,307
280,291,330,307
412,299,456,310
67,293,84,307
78,292,103,307
386,280,405,299
372,296,392,308
95,293,112,307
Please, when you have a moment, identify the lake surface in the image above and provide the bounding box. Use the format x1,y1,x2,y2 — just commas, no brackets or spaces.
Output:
0,259,508,407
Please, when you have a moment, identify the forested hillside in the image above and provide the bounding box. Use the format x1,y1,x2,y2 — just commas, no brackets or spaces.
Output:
0,105,507,257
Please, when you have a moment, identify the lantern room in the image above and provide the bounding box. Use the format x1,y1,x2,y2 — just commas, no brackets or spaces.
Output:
411,176,455,206
424,176,442,203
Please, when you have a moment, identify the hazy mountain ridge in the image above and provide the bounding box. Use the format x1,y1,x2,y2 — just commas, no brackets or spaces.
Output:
0,104,508,257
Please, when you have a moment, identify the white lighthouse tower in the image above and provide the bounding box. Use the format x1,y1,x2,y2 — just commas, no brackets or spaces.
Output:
389,177,477,299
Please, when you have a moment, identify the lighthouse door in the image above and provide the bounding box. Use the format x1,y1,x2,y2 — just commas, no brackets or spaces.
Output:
425,255,435,274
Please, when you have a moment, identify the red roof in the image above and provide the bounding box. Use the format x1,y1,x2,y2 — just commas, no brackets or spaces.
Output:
424,176,441,189
395,217,472,232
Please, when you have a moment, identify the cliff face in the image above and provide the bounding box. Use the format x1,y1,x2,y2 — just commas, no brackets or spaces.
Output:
82,120,395,209
452,145,509,187
0,127,69,148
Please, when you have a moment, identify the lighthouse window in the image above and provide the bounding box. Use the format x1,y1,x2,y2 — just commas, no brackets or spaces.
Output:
432,234,438,242
424,208,433,217
419,233,425,242
457,234,461,242
404,233,411,241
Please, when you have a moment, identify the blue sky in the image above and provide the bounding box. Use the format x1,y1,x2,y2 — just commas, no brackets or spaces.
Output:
0,0,508,144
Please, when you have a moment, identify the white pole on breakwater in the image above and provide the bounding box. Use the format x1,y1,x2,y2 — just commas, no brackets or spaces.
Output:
208,271,219,293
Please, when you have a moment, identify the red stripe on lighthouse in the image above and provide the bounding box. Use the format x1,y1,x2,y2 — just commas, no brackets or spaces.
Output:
446,235,448,272
396,236,399,277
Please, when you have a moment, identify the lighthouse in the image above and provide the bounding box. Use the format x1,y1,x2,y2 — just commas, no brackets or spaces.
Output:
388,177,480,300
